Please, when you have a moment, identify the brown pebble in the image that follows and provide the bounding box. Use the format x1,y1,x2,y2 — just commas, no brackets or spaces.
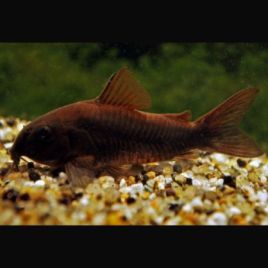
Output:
74,192,83,199
0,168,9,177
28,170,41,181
15,204,25,212
205,209,215,215
169,203,182,213
254,206,264,214
142,174,149,183
2,189,19,202
126,197,136,204
27,162,35,169
20,193,30,201
166,188,176,196
150,220,158,225
135,174,143,182
237,159,247,168
105,200,113,206
186,178,192,185
205,191,218,201
50,167,64,177
173,164,182,173
6,118,16,127
121,215,128,222
96,194,102,200
39,213,50,222
59,196,72,205
223,175,236,188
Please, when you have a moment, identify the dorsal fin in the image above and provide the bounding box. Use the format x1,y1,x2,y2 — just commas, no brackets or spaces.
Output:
95,67,151,110
163,110,192,122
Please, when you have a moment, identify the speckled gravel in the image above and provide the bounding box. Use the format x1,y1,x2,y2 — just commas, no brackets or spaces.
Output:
1,116,268,225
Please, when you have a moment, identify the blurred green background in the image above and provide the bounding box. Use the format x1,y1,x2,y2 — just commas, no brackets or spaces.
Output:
0,43,267,152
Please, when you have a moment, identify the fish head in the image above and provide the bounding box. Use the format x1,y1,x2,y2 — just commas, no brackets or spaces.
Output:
10,118,71,167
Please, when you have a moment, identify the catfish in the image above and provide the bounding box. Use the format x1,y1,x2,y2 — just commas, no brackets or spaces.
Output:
10,68,263,187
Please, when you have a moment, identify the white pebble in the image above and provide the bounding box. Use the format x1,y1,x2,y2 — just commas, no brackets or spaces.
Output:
92,213,106,225
241,185,255,196
121,183,144,195
228,207,241,216
191,197,203,208
202,181,211,191
262,164,268,176
72,211,86,221
3,142,13,149
119,187,130,194
147,207,156,215
215,179,224,187
111,204,122,211
158,182,165,190
165,217,181,225
59,172,67,179
249,158,261,168
144,185,153,192
149,193,156,200
181,171,194,179
264,205,268,214
80,196,89,206
130,183,144,194
192,179,202,187
119,178,127,188
257,190,268,204
261,218,268,225
124,209,133,220
155,175,165,180
212,153,227,163
260,175,267,184
182,203,192,212
23,181,35,187
154,216,164,224
101,176,115,189
207,212,227,225
239,169,248,176
165,176,173,184
35,180,45,187
0,127,12,139
146,179,156,188
17,122,26,131
210,178,218,183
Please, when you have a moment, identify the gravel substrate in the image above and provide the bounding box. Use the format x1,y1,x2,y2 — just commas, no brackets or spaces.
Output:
1,116,268,225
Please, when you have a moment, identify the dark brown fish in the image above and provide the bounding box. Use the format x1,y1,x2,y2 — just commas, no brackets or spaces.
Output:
10,68,263,187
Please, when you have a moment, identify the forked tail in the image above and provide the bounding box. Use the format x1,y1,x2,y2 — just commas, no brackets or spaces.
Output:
195,88,263,157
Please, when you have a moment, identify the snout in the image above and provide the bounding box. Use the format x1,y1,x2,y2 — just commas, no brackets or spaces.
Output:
9,144,21,168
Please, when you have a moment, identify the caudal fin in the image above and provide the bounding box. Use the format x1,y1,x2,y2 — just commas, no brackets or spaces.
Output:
195,88,263,157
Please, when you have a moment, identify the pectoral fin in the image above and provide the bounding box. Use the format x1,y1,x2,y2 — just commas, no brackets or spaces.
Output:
65,156,143,187
65,156,96,187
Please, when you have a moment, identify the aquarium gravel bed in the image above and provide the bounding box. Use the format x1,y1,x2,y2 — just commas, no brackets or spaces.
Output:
1,116,268,225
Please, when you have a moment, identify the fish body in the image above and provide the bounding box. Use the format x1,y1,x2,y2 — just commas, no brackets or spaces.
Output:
10,68,263,187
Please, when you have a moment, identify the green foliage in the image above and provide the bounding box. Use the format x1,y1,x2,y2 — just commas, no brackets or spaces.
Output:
0,43,267,152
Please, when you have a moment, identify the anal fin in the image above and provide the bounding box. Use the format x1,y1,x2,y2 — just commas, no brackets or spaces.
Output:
173,149,201,161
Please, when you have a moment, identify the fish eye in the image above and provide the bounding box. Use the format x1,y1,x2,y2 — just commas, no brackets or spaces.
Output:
35,126,53,143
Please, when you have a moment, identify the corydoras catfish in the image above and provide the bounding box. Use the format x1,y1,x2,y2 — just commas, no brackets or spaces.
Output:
10,68,263,187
